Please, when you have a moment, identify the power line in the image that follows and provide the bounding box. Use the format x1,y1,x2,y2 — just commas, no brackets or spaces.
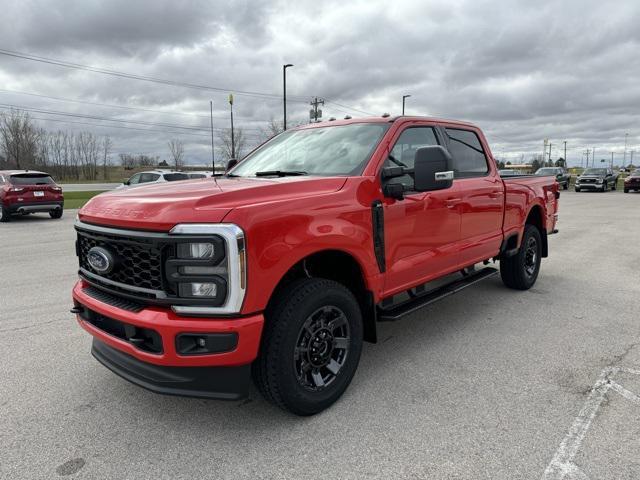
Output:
0,48,375,115
0,103,209,132
0,88,210,119
0,87,265,121
0,102,265,133
25,115,264,140
0,48,310,103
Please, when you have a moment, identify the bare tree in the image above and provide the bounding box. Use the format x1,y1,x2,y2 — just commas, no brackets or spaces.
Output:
168,139,185,170
0,109,40,169
262,118,284,139
219,127,246,161
102,136,113,180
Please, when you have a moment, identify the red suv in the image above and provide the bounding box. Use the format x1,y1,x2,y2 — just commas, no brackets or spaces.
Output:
0,170,64,222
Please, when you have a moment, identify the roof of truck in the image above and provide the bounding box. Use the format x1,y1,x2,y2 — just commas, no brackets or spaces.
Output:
295,115,479,130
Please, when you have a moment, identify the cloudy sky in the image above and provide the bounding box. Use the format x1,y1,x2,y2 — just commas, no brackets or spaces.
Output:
0,0,638,167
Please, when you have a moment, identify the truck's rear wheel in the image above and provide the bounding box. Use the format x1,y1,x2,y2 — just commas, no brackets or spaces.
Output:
500,224,541,290
252,278,363,415
49,208,63,219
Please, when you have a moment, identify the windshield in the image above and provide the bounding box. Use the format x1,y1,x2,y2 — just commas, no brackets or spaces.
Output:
230,123,389,177
583,168,607,176
535,168,558,175
9,174,55,185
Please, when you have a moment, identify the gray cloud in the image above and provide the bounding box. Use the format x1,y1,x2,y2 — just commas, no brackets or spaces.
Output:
0,0,638,166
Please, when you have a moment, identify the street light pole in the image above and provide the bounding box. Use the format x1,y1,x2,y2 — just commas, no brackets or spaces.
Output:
402,95,411,115
283,64,293,130
228,93,235,160
624,132,629,168
209,100,215,172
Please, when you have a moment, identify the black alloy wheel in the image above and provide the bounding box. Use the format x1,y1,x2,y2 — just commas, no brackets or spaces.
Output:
294,305,350,391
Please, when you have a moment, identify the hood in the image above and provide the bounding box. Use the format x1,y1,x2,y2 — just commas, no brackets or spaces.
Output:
79,176,348,231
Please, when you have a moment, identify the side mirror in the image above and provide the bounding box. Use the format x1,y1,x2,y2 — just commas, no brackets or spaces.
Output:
413,146,454,191
123,178,130,185
227,159,238,171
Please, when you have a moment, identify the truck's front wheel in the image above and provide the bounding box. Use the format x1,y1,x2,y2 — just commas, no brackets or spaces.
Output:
252,278,363,415
500,224,542,290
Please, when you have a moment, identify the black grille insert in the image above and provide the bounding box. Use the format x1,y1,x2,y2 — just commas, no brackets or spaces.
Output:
77,229,171,292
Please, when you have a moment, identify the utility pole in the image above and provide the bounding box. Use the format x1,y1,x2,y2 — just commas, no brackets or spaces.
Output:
402,95,411,115
309,97,324,123
283,63,293,130
610,151,614,168
228,93,235,160
592,147,596,167
548,142,553,165
209,100,215,172
584,149,591,167
543,139,548,166
563,140,567,167
624,133,629,168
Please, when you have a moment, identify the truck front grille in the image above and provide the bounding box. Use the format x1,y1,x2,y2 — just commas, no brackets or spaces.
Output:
77,228,171,293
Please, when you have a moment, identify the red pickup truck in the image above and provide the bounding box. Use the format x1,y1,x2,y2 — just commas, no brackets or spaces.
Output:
72,116,559,415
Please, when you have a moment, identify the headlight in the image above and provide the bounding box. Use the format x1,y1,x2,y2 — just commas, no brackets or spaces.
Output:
178,242,215,259
168,224,246,315
596,179,603,183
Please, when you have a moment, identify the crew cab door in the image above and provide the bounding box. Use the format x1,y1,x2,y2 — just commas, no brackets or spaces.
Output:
441,127,504,265
380,125,462,295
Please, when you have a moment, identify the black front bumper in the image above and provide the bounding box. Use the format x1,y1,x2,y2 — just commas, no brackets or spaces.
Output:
9,200,63,213
91,339,250,400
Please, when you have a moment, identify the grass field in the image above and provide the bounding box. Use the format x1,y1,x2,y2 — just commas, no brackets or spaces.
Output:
63,191,104,209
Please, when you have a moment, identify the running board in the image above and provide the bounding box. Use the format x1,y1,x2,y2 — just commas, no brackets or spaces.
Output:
377,267,498,321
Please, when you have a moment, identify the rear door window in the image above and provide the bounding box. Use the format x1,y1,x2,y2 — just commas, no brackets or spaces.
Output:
444,128,489,178
163,173,189,182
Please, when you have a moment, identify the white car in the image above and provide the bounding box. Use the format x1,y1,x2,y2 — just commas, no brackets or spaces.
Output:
185,171,216,179
118,170,190,189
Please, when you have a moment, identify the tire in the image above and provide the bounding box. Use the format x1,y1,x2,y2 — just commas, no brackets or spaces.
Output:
611,180,617,191
601,183,607,192
574,187,580,192
563,182,568,190
624,188,629,193
500,224,542,290
49,208,63,219
0,204,10,222
252,278,363,416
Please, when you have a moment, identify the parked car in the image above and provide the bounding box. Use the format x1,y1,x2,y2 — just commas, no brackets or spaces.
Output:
0,170,64,222
71,116,559,415
535,167,571,190
574,167,618,192
185,171,216,179
623,169,640,193
499,169,526,176
117,170,190,189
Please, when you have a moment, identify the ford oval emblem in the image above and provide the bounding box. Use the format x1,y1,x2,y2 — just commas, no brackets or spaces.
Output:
87,246,115,274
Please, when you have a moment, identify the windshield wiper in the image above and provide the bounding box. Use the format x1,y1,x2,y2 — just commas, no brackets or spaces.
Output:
254,170,308,177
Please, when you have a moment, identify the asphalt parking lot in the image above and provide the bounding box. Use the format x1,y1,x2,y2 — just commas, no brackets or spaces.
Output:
1,191,639,479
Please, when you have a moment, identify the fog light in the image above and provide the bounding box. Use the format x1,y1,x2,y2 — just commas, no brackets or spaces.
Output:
178,242,215,259
179,282,217,297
